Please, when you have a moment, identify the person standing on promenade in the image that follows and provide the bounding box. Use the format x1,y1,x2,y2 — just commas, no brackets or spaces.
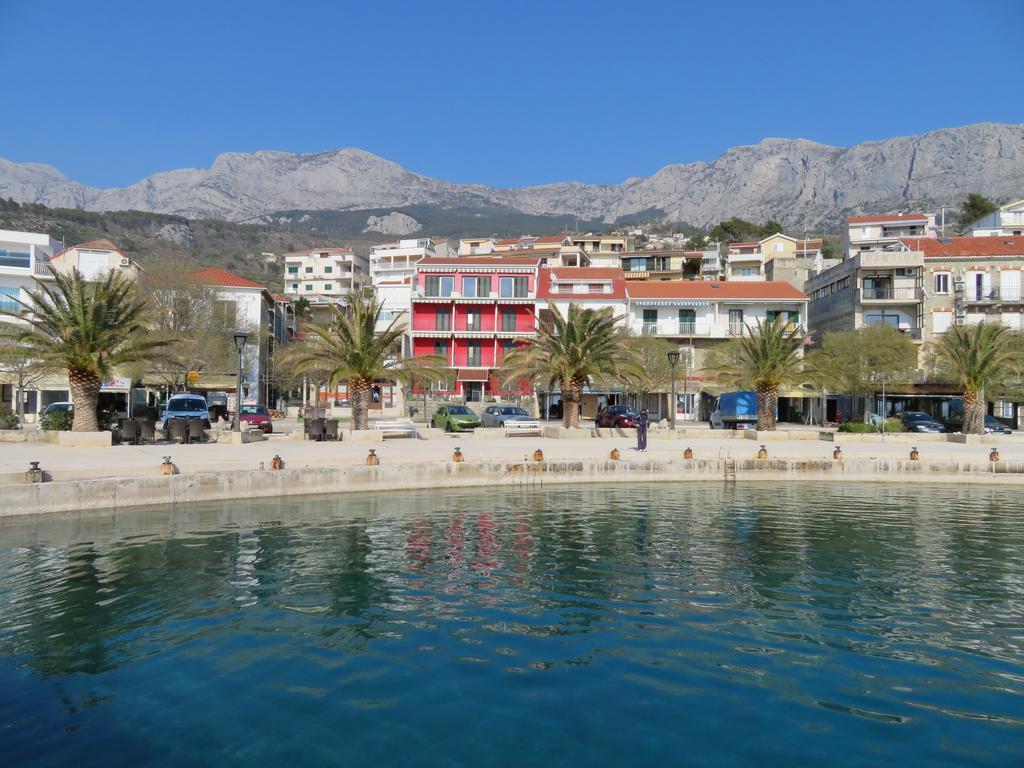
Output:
637,407,649,452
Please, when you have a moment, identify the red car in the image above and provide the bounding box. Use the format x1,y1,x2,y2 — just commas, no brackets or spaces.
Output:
595,405,640,428
239,404,274,433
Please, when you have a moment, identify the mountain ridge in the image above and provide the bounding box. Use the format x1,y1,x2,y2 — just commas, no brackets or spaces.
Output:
2,122,1022,229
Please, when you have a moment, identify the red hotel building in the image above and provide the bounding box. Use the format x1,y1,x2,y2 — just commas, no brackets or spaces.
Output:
410,256,541,400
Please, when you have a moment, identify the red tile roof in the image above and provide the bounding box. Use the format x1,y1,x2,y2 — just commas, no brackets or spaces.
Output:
533,234,570,244
418,256,542,267
728,241,759,248
536,267,628,300
189,267,267,289
626,280,807,301
847,214,927,224
900,236,1024,258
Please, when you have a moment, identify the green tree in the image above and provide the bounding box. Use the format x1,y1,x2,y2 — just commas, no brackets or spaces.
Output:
930,323,1024,434
806,324,918,422
957,193,999,232
820,239,836,259
687,234,710,250
623,335,677,407
281,290,445,430
707,317,805,431
501,304,643,428
0,333,54,427
0,268,171,432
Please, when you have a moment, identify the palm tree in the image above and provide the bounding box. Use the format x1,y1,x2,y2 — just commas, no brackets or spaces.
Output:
501,303,642,428
0,268,170,432
709,316,805,431
932,322,1023,434
282,291,445,430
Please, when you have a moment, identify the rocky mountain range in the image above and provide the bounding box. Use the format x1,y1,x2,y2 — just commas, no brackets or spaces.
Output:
2,122,1022,230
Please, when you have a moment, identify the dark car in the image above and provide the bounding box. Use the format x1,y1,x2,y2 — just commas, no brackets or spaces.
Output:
900,411,946,433
984,415,1013,435
596,405,640,428
239,404,273,433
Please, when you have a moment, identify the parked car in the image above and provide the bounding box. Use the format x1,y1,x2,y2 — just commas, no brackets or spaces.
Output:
432,404,482,432
984,415,1013,435
481,405,541,432
239,404,274,433
596,405,640,428
900,411,946,433
161,394,211,429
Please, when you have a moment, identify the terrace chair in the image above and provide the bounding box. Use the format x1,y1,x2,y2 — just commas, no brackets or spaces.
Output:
137,419,156,444
186,418,206,444
119,419,140,446
168,419,188,444
324,420,339,441
306,418,326,442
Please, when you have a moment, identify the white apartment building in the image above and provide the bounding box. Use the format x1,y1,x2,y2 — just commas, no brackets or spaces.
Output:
283,247,368,304
842,213,937,258
0,229,61,315
963,198,1024,237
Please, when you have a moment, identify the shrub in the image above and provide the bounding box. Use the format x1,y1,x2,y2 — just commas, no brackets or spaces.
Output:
40,409,74,431
0,408,18,430
838,418,904,433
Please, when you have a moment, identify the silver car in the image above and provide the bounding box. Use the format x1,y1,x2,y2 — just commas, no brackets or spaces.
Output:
481,405,540,433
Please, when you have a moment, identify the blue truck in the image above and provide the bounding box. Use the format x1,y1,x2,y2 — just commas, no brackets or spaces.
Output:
710,391,759,429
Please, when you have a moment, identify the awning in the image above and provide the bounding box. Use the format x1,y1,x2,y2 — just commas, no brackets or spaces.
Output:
457,368,491,382
698,383,822,398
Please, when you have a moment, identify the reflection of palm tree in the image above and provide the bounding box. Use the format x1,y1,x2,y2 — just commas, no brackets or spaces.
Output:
325,523,388,644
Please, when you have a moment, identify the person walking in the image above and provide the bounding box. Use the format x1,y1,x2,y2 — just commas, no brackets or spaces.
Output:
637,407,649,452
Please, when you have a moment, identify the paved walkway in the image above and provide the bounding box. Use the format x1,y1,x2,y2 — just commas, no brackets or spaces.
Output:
2,424,1020,483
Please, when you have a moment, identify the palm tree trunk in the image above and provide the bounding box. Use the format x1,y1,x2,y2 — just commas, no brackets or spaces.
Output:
68,369,101,432
756,384,778,431
350,376,371,431
562,375,586,428
963,388,985,435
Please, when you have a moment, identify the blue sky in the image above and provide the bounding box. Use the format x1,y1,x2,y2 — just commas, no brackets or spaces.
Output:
2,0,1021,189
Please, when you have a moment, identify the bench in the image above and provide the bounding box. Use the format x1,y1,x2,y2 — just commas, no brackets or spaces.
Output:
370,420,419,439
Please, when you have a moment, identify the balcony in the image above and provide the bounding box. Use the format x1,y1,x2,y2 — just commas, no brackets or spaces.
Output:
678,321,696,335
641,322,659,335
963,288,1023,303
859,287,923,302
729,323,746,336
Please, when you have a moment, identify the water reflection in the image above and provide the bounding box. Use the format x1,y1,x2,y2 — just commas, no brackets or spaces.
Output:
0,483,1022,767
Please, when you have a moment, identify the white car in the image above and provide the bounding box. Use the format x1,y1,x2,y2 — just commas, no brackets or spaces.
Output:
481,405,541,434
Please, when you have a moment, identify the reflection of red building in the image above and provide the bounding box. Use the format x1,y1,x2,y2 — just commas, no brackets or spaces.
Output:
410,256,541,400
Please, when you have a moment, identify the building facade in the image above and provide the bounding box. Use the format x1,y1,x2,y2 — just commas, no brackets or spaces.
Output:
963,198,1024,238
48,239,143,281
283,247,368,304
842,214,936,258
409,256,540,400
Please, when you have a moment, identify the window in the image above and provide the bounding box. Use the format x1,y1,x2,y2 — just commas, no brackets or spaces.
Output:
433,340,450,359
324,266,333,274
212,300,237,329
0,287,19,312
291,283,299,291
463,276,490,298
934,272,950,294
678,309,695,334
0,249,31,268
324,284,332,291
305,284,313,291
728,309,744,334
588,283,605,293
425,275,454,297
465,309,482,332
435,308,451,331
773,243,784,252
737,267,755,277
501,309,517,332
499,276,528,298
642,309,658,334
77,250,109,280
865,312,901,327
305,266,313,273
287,266,299,275
500,339,517,360
932,311,952,334
466,341,482,367
1000,270,1021,301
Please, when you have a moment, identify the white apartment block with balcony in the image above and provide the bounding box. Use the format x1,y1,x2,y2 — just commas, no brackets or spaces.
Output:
0,229,61,317
283,247,368,304
963,198,1024,238
842,213,937,258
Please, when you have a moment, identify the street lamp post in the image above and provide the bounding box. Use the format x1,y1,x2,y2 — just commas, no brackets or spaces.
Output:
667,350,680,430
232,330,249,432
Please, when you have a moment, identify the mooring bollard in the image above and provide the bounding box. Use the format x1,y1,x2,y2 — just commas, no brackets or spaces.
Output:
989,448,1000,462
26,461,44,484
909,446,919,461
452,447,464,463
756,444,768,460
366,449,380,466
271,454,284,470
610,447,620,461
683,447,694,460
833,445,842,460
533,448,544,462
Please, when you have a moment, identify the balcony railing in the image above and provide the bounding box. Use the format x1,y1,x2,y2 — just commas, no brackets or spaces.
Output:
33,260,53,277
964,288,1023,302
729,323,746,336
641,322,659,335
678,321,696,335
860,287,922,301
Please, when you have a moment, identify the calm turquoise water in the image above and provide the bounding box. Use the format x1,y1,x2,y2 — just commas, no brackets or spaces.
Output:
1,483,1022,767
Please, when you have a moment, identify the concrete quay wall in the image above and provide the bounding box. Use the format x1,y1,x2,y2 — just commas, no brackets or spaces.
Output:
3,457,1024,518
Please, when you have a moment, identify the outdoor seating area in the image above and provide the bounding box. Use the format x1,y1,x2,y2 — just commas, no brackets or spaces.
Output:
118,417,208,445
304,418,341,442
118,417,158,445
